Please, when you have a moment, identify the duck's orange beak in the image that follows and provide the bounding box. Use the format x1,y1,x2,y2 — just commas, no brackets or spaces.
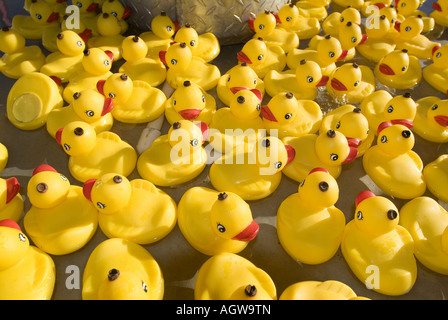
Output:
195,122,209,143
391,119,414,128
337,50,348,61
47,12,60,23
237,51,252,64
273,13,281,24
232,220,259,241
374,3,387,9
316,75,329,87
432,45,441,56
57,0,66,3
78,29,92,43
285,145,295,165
379,63,395,75
122,7,131,19
159,50,167,66
433,2,442,11
394,20,401,32
97,80,106,96
248,17,255,31
0,219,22,231
174,21,180,32
82,179,97,201
330,78,348,91
5,177,20,204
260,105,277,122
346,137,361,148
342,146,359,164
102,97,114,116
50,76,62,87
104,50,114,63
178,109,202,120
359,34,368,45
434,115,448,127
55,128,63,145
87,3,99,12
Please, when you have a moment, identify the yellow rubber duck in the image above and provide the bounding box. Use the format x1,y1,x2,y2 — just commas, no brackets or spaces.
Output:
295,0,329,21
341,190,417,296
423,44,448,97
119,35,166,88
360,0,391,16
46,89,114,138
413,96,448,143
83,173,177,245
165,80,216,125
322,6,362,37
236,37,286,79
174,24,220,63
0,176,23,222
55,121,137,182
332,0,365,10
0,27,45,79
137,120,208,187
395,0,435,33
160,42,221,91
101,0,131,34
275,3,321,39
319,105,374,157
0,143,7,173
374,49,422,89
277,167,345,265
216,62,264,107
363,121,426,199
279,280,369,300
23,164,98,255
208,88,265,155
209,135,295,201
424,154,448,203
40,30,86,83
261,91,322,138
326,62,376,104
82,238,164,300
264,59,329,100
248,10,299,53
0,219,55,300
74,0,101,36
400,196,448,275
7,72,64,131
431,0,448,27
194,252,277,300
87,13,125,61
63,48,114,103
97,73,166,124
178,187,259,256
281,129,359,183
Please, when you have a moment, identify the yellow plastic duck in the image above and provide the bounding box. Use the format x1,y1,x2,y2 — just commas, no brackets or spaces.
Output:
277,167,345,265
209,135,295,200
281,129,359,183
326,62,376,104
275,3,321,39
137,120,208,187
208,88,265,155
23,164,98,255
332,0,365,10
341,190,417,296
40,30,86,83
319,105,373,157
165,80,216,125
431,0,448,27
423,44,448,97
216,62,264,107
395,0,435,33
363,121,426,199
63,48,114,103
400,196,448,275
194,252,277,300
74,0,101,34
261,91,322,138
279,280,369,300
424,154,448,203
413,96,448,143
97,73,166,124
101,0,131,33
0,176,23,222
264,59,329,100
0,219,55,300
82,238,164,300
159,42,221,91
178,187,259,256
46,89,114,138
83,173,177,245
0,143,7,173
7,72,64,131
248,9,299,53
374,49,422,89
55,121,137,182
87,13,125,61
118,35,166,88
236,37,286,79
322,6,362,37
295,0,329,21
174,24,220,63
0,27,45,79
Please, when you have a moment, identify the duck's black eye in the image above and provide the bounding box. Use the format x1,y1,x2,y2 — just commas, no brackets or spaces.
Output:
190,40,195,46
387,106,394,113
171,59,177,65
227,75,231,82
357,211,363,220
381,135,388,143
307,76,313,83
274,161,282,169
97,202,106,209
329,51,335,58
64,143,71,151
402,130,411,138
285,113,292,120
202,95,205,103
330,153,338,161
217,224,225,233
340,17,344,22
60,174,68,181
19,233,26,242
167,26,172,31
286,16,292,21
254,78,257,85
36,14,42,20
402,66,407,72
173,99,176,105
142,281,148,293
336,121,341,129
354,81,359,87
256,104,261,111
300,179,305,187
108,92,116,99
191,139,199,147
258,54,263,60
401,2,406,6
111,12,118,17
405,26,411,31
76,2,82,7
259,24,265,30
351,37,357,43
432,104,438,110
319,181,329,191
104,60,110,66
436,52,442,58
85,110,95,117
387,209,398,220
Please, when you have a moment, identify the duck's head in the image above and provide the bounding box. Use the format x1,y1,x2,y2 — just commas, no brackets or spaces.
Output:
395,0,420,16
338,22,368,50
56,121,97,157
0,219,29,272
72,89,114,122
261,92,298,125
332,106,369,145
210,191,259,242
168,120,208,158
248,10,277,37
316,35,347,65
379,5,399,31
97,73,134,105
427,100,448,129
383,92,416,127
101,0,131,21
98,269,150,300
315,130,358,166
0,177,20,209
354,191,399,235
73,0,99,14
171,80,207,120
338,7,362,27
431,44,448,69
27,164,70,209
56,30,86,56
30,0,60,25
255,136,295,175
330,62,363,92
376,121,414,156
229,88,263,120
225,62,260,92
295,59,329,89
365,14,391,38
237,37,267,66
0,27,26,54
159,42,192,72
82,48,113,75
174,24,200,55
83,173,131,214
394,15,424,39
378,49,411,76
277,3,299,28
121,35,148,62
298,167,339,209
61,15,92,42
97,12,122,36
151,11,178,40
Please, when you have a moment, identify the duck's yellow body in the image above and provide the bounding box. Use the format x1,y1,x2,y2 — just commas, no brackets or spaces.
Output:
423,44,448,97
279,280,369,300
423,154,448,203
413,97,448,143
0,177,23,222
